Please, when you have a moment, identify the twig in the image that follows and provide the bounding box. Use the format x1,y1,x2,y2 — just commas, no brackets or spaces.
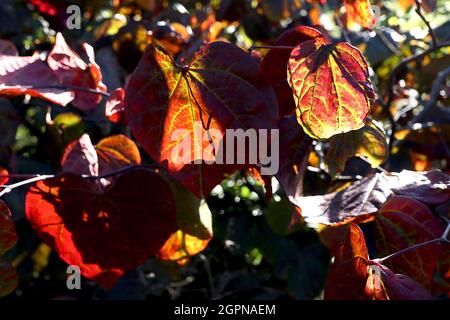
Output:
409,65,450,124
415,0,438,48
336,15,351,44
0,165,158,198
199,254,216,299
358,156,389,174
377,222,450,264
376,29,401,56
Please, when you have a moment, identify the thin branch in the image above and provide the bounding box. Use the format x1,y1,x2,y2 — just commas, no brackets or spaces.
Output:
442,221,450,240
358,156,389,174
0,165,159,198
376,29,401,56
22,84,111,97
336,15,351,44
199,254,216,299
0,173,49,179
249,45,295,52
0,175,54,197
409,65,450,124
415,0,438,48
378,222,450,264
377,238,440,263
382,41,450,150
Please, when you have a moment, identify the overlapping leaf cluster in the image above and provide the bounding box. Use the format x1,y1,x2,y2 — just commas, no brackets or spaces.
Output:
0,0,448,300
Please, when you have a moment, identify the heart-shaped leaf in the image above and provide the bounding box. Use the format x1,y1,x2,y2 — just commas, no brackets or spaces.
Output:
0,167,8,186
288,37,374,139
325,223,433,300
325,223,369,299
375,196,445,288
158,230,210,266
124,42,278,197
25,168,177,288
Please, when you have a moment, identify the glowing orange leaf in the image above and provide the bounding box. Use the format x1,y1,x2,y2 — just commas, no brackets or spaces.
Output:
343,0,376,29
158,230,210,265
124,42,277,197
288,36,374,139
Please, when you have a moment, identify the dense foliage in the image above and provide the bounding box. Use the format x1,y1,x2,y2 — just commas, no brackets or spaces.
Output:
0,0,449,300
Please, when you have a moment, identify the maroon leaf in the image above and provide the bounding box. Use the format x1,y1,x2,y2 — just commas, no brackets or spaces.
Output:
375,196,445,288
0,53,74,105
293,172,392,225
390,170,450,205
25,168,177,288
293,170,450,226
325,224,369,299
47,33,107,110
325,223,433,300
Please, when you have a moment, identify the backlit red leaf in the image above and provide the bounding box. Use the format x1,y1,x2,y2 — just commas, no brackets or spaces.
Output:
324,224,370,299
124,42,278,197
377,264,433,300
25,168,177,288
0,257,18,297
375,196,445,288
288,38,374,139
95,134,141,174
158,230,210,266
261,26,326,117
